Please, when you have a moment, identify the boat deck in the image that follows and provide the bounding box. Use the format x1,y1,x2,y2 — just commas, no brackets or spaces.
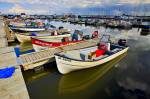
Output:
19,39,99,70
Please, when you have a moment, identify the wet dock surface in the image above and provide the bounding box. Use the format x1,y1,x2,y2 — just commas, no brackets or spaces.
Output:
0,19,30,99
0,47,30,99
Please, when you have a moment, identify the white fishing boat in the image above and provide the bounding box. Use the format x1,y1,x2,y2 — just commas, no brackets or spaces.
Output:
9,25,46,32
55,35,129,74
15,29,71,43
15,33,31,43
59,53,127,94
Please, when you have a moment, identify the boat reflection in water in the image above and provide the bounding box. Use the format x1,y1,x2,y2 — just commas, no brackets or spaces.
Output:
19,42,33,52
23,63,57,84
58,53,127,94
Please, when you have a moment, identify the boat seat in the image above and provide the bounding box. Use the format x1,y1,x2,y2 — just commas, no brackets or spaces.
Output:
80,53,90,61
93,55,108,61
64,54,75,59
63,50,82,60
110,48,121,53
104,48,121,55
80,47,97,61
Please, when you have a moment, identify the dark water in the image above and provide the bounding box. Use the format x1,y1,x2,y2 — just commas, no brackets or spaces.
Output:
22,21,150,99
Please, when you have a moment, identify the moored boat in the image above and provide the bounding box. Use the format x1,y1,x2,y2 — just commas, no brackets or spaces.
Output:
31,37,83,52
15,33,31,43
9,25,46,32
15,29,71,43
59,53,127,94
31,29,98,52
140,25,150,36
55,35,129,74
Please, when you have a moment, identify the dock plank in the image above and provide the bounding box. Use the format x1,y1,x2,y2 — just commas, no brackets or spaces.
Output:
35,53,42,60
0,67,30,99
0,47,17,68
23,56,30,64
0,47,14,54
31,54,37,61
0,47,30,99
0,20,29,99
20,57,26,64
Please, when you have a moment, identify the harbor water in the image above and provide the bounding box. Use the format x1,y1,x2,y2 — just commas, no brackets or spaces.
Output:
15,21,150,99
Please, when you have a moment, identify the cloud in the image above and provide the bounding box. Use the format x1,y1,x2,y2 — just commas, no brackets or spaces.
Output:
1,0,150,14
1,0,150,7
118,78,148,91
8,4,49,14
144,0,150,3
62,0,102,8
119,0,141,4
0,0,21,4
9,4,28,13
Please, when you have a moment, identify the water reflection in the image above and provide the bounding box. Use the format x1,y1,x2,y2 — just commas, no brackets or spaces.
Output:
23,62,58,84
20,42,33,51
50,21,141,39
114,36,150,99
59,53,127,95
21,21,150,99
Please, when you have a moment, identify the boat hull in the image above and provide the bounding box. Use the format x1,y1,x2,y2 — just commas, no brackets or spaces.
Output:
16,33,71,43
31,37,83,52
10,26,45,32
15,33,31,43
55,47,129,74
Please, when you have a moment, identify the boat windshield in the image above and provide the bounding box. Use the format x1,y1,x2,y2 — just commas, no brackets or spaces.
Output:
100,35,110,43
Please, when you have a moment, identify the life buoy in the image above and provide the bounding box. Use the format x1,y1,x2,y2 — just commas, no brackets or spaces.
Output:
92,31,99,38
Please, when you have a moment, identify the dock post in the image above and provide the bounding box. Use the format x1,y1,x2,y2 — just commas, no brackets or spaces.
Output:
0,19,8,47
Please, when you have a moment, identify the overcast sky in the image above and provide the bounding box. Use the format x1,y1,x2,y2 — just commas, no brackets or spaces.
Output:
0,0,150,15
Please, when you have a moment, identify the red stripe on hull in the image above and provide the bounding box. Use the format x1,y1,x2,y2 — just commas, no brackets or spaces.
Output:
31,38,83,47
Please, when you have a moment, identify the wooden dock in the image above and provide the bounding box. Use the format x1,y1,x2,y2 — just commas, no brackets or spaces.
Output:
0,67,30,99
19,39,99,70
0,47,30,99
4,20,15,42
0,16,3,20
0,18,15,44
0,19,8,47
0,18,15,48
0,19,30,99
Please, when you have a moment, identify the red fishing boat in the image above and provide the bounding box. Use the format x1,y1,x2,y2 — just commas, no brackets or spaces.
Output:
31,37,84,52
32,30,100,52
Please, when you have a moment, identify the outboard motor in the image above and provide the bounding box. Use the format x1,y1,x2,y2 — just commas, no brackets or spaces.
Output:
82,35,90,40
62,37,69,42
59,26,64,30
50,25,56,29
118,39,127,46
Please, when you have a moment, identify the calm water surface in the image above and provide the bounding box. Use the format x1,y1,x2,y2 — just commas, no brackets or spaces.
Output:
21,21,150,99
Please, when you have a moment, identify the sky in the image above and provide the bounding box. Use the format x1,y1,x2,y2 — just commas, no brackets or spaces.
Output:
0,0,150,15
